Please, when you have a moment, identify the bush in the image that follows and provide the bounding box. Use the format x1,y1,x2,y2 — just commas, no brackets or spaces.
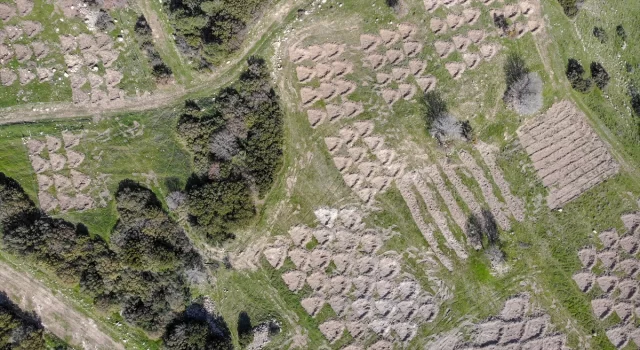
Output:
616,25,627,41
590,62,610,90
557,0,580,17
566,58,593,93
592,26,607,43
422,91,472,144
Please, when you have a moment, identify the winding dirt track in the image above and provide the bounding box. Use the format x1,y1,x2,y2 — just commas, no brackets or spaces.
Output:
0,261,124,349
0,0,307,125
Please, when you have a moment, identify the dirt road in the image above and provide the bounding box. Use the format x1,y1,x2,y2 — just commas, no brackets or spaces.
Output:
0,261,124,349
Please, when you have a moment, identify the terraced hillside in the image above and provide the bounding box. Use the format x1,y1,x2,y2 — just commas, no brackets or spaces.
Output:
0,0,639,349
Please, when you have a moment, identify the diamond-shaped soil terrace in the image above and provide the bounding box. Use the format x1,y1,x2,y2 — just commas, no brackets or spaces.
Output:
573,211,640,349
262,208,439,346
25,131,96,212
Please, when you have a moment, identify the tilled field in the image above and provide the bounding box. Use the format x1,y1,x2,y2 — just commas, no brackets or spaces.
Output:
517,101,619,209
573,211,640,349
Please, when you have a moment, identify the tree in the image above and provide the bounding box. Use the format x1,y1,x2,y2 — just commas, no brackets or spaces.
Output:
590,62,610,90
163,302,233,350
504,72,543,115
237,311,253,348
504,53,529,88
0,291,50,349
422,91,471,144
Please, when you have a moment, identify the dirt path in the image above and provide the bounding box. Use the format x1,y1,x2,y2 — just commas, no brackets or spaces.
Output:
0,0,308,125
0,261,124,349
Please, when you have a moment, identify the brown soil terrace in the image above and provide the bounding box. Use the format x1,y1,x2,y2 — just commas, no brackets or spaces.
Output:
573,212,640,348
517,101,620,209
264,208,439,346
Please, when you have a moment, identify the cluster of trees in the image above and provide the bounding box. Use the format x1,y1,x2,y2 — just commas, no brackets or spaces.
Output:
0,173,204,333
164,0,268,67
566,58,610,93
134,15,173,82
422,91,472,144
557,0,582,17
0,291,68,349
176,57,283,243
503,54,543,116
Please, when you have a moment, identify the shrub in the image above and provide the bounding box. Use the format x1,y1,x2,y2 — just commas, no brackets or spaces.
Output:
592,26,607,43
590,62,610,90
616,25,627,41
557,0,580,17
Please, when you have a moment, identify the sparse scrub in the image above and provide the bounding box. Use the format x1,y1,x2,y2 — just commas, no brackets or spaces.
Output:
566,58,593,93
165,0,268,67
503,54,543,115
590,62,610,90
421,91,473,144
134,15,173,82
